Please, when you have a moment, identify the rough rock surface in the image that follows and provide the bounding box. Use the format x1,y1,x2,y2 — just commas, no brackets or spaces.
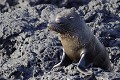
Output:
0,0,120,80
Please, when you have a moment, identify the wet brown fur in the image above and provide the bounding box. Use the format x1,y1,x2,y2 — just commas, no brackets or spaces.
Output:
48,8,112,71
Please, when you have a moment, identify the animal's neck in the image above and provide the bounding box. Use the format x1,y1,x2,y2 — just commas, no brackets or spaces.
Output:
59,33,74,39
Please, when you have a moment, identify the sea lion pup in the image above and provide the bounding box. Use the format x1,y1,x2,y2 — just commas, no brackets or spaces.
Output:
48,8,112,75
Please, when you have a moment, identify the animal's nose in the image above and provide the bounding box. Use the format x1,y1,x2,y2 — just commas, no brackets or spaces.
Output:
47,22,55,30
47,23,51,27
47,22,54,27
47,22,57,27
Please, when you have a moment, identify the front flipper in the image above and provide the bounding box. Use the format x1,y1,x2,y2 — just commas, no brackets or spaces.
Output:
53,51,72,69
77,49,93,75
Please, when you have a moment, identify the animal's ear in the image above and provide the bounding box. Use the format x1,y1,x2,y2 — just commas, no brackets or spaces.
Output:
71,7,76,12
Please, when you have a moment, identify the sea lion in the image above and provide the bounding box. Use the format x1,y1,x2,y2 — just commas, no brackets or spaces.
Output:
48,8,112,75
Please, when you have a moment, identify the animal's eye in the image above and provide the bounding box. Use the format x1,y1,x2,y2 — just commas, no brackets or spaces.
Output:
68,16,74,20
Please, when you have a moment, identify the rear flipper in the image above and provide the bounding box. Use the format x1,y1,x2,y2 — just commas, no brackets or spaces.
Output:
52,51,72,69
77,49,93,75
93,53,113,72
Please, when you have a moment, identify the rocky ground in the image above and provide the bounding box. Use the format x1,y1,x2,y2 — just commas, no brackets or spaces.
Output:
0,0,120,80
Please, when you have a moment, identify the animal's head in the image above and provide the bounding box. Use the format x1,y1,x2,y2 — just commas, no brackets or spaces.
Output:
48,8,81,34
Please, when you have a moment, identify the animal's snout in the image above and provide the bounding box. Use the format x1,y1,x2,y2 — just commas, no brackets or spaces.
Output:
47,22,59,31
